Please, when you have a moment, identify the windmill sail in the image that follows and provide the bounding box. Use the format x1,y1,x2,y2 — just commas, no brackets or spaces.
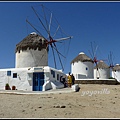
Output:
107,51,117,78
26,4,72,71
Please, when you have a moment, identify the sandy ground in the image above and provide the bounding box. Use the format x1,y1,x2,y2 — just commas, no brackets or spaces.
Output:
0,84,120,119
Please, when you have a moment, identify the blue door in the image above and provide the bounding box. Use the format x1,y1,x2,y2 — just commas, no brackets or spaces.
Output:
33,72,44,91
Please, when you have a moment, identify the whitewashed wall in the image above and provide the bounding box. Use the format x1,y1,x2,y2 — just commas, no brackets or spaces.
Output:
71,61,94,79
0,68,32,91
94,68,110,79
112,71,120,82
15,48,48,68
0,66,66,91
44,66,67,82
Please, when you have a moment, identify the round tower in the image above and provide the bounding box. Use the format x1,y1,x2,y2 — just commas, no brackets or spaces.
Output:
94,60,110,79
15,32,48,68
71,52,94,79
112,64,120,82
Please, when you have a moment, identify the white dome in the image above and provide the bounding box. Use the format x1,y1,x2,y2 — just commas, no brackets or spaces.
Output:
30,32,37,35
79,52,85,55
99,60,103,62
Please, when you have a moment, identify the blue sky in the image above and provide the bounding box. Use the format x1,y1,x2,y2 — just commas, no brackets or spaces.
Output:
0,1,120,74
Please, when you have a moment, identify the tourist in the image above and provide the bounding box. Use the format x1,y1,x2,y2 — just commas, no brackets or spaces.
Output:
71,74,75,85
67,72,72,88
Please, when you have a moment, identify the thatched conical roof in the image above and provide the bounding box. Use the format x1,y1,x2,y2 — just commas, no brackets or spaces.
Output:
71,52,94,64
112,64,120,71
94,60,109,69
15,32,48,53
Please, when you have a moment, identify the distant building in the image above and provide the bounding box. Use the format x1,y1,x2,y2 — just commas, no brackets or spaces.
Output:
71,52,94,79
112,64,120,82
94,60,110,79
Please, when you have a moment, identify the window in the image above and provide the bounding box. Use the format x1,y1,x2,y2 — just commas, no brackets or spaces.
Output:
13,73,17,78
51,70,55,78
86,67,88,70
7,71,11,76
78,74,81,79
57,74,59,80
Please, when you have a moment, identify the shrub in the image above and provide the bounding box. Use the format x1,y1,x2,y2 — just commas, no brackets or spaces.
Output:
5,83,9,87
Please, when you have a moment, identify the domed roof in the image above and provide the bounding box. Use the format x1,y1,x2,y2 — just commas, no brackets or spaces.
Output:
15,32,48,53
112,64,120,71
94,60,109,69
71,52,94,64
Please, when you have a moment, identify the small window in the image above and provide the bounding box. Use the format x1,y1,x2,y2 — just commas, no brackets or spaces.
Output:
13,73,17,78
51,70,55,78
7,71,11,76
57,74,59,80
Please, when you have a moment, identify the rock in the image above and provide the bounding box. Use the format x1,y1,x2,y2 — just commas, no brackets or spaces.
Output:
71,84,80,92
53,105,66,108
60,105,66,108
22,110,25,112
38,106,42,108
53,105,60,108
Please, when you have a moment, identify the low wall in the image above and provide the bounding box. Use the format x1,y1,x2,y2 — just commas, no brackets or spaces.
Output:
75,79,118,85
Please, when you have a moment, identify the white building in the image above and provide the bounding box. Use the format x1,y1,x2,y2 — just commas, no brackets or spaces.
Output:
112,64,120,82
0,66,65,91
71,52,94,79
94,60,110,79
0,32,66,91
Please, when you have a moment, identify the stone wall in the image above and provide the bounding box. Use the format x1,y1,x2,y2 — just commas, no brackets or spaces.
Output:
75,79,118,85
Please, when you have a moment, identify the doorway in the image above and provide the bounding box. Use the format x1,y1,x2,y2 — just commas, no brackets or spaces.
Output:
33,72,44,91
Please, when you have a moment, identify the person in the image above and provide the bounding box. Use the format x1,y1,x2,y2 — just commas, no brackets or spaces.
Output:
67,72,72,88
71,74,75,85
62,76,66,88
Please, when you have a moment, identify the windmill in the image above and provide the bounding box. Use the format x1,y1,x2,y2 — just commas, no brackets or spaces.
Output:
108,51,115,68
25,4,72,71
89,41,108,79
88,41,100,79
108,51,117,78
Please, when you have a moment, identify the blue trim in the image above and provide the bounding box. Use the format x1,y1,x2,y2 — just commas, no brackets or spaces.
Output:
33,72,44,91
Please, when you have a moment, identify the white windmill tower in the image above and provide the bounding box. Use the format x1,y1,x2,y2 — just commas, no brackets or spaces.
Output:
89,41,108,79
15,32,48,68
108,51,115,78
15,4,72,71
71,52,94,79
112,64,120,83
94,60,110,79
108,51,119,82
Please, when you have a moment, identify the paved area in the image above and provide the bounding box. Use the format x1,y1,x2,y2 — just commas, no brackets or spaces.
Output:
0,87,74,95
